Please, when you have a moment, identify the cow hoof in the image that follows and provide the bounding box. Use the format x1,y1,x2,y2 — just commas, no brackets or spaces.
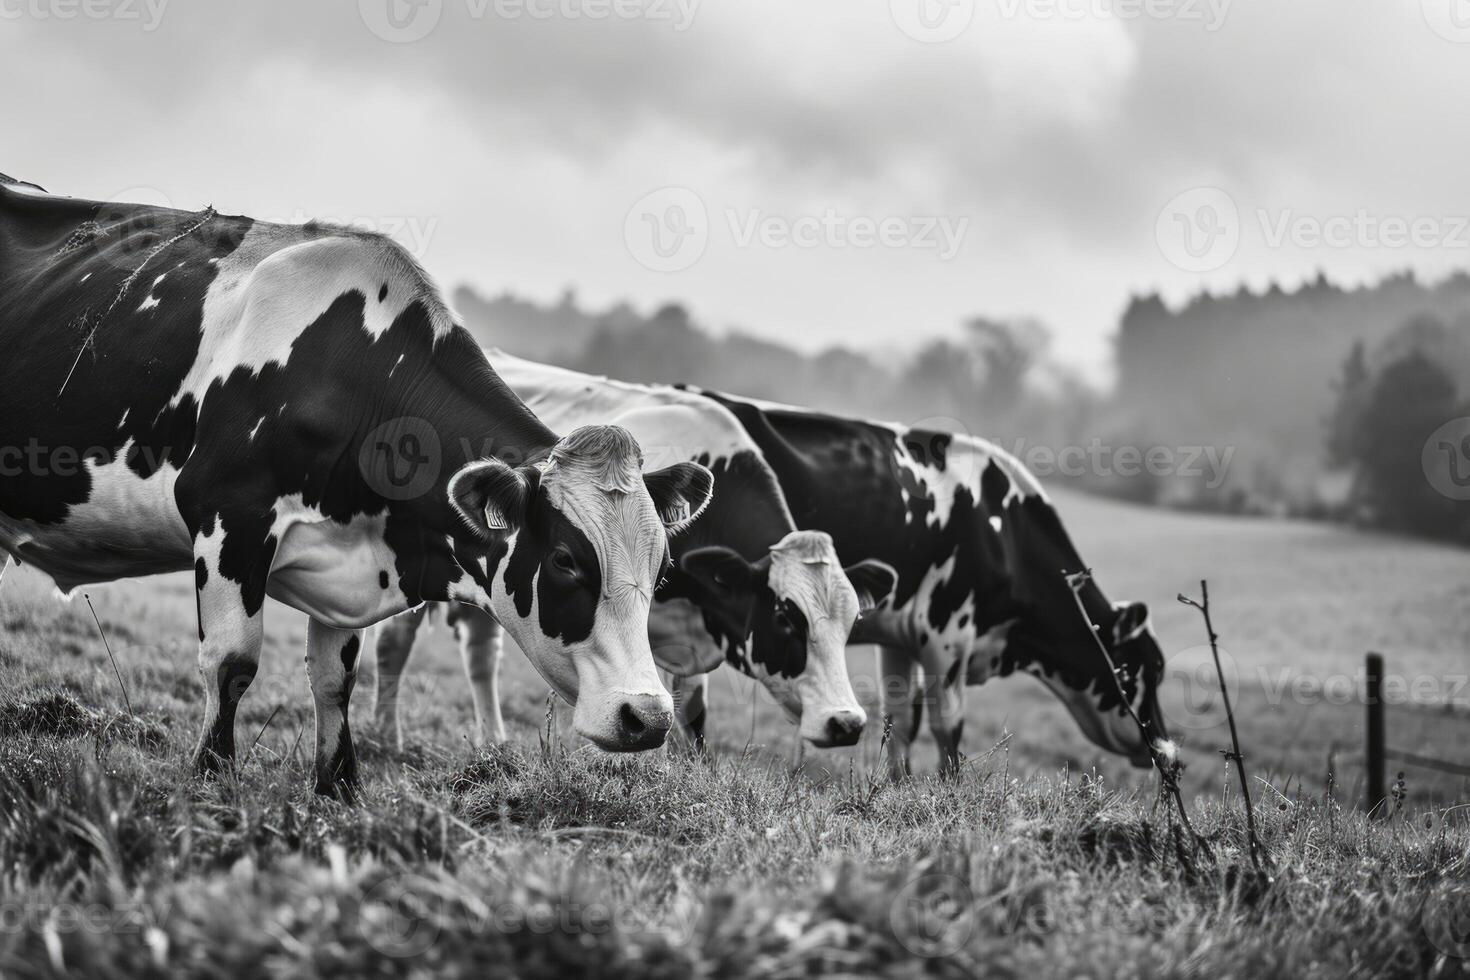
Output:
313,776,359,803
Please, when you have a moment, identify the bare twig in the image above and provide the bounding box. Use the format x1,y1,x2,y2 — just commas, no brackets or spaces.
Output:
1179,579,1268,868
1064,569,1210,858
248,705,282,762
83,593,132,715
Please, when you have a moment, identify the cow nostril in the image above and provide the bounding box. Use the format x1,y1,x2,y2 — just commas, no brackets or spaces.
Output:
824,715,863,746
619,703,646,737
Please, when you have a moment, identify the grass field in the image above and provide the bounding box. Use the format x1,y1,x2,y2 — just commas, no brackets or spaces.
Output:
2,491,1469,976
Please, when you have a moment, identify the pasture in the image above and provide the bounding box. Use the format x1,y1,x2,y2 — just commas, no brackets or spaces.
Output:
1,489,1467,976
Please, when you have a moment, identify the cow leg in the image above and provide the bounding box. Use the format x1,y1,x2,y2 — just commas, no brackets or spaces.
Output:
306,620,364,799
191,566,265,778
455,607,507,746
878,645,918,781
372,605,429,749
669,671,709,753
922,648,970,778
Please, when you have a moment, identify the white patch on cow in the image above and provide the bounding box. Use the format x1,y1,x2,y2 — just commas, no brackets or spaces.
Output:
247,417,264,442
80,272,92,283
171,224,455,407
649,596,727,676
117,408,129,428
989,515,1002,533
137,294,161,313
963,617,1017,684
0,440,191,592
266,496,409,628
493,351,754,471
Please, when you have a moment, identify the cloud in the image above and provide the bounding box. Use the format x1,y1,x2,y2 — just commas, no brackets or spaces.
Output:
4,1,1468,380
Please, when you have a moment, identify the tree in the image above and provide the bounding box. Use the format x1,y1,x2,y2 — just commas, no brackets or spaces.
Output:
1347,350,1460,536
1325,340,1370,470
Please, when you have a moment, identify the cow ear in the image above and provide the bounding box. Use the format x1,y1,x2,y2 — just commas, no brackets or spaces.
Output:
1112,601,1150,646
448,459,538,541
680,547,761,595
844,559,897,613
644,462,715,534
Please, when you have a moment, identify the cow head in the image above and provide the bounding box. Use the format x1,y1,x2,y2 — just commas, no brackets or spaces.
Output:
448,425,713,752
680,531,896,747
990,586,1168,768
962,472,1169,768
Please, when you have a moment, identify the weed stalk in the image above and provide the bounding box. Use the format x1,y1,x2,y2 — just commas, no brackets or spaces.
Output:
1064,569,1209,859
1178,579,1268,869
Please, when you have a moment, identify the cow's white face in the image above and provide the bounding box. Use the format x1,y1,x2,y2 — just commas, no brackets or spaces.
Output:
448,425,713,751
682,531,897,747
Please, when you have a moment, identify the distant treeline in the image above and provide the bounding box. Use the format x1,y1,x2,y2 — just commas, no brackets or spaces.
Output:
453,273,1470,544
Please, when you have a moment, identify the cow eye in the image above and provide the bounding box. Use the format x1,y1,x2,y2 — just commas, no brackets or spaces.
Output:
551,549,578,576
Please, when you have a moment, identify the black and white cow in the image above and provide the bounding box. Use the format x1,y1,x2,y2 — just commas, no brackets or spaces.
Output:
370,353,897,750
0,179,714,796
686,389,1169,778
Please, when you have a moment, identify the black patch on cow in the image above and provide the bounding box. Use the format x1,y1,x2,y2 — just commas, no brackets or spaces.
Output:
379,570,389,590
316,717,358,799
378,282,388,303
501,496,601,645
194,558,208,641
340,634,360,673
197,656,258,769
944,657,963,688
654,450,807,672
749,594,808,679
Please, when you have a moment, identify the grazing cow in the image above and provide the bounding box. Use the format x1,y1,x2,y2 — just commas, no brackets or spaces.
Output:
686,389,1169,778
370,353,898,750
0,179,714,796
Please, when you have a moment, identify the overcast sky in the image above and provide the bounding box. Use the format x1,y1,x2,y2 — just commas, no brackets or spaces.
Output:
4,0,1470,380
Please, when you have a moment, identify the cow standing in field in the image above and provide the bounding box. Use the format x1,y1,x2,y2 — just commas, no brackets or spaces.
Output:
686,390,1169,778
0,179,713,796
370,353,898,751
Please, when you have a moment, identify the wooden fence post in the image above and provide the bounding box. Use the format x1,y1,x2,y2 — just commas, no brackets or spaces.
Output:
1366,652,1386,817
